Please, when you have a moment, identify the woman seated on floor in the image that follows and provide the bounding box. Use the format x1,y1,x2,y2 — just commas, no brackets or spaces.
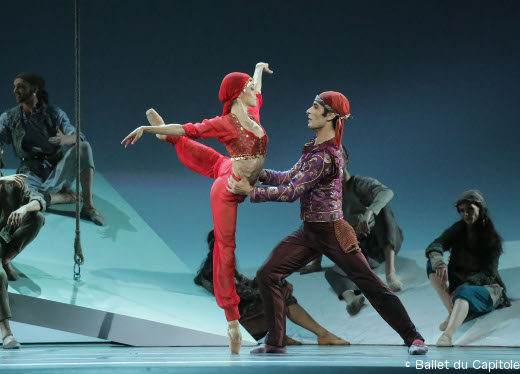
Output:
425,190,511,347
195,230,348,346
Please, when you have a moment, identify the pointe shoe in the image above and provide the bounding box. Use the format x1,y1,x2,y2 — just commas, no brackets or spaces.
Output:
250,343,287,354
437,333,453,347
408,339,428,355
439,314,450,331
317,335,350,345
2,335,21,349
146,109,167,140
346,295,365,316
386,273,403,292
227,321,242,355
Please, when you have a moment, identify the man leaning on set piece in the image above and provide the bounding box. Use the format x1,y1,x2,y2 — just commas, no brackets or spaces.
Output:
0,72,104,225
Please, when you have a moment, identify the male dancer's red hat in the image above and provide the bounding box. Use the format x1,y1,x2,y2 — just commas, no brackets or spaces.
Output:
317,91,351,147
219,72,252,116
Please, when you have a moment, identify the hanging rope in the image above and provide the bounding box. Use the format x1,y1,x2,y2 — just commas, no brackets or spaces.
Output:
74,0,84,279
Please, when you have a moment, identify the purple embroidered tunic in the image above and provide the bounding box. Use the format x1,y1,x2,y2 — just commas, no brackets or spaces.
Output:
249,138,343,222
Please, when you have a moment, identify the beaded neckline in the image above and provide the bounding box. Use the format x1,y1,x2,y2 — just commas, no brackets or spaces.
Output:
229,113,266,139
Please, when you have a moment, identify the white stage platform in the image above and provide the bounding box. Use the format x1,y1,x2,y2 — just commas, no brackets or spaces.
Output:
1,344,519,374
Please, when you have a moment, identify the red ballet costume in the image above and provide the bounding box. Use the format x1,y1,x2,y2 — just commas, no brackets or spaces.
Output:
165,73,268,321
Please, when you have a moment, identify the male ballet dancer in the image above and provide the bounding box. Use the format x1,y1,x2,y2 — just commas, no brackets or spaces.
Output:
228,91,428,355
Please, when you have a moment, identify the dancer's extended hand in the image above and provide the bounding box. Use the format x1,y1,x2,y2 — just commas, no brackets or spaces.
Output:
121,127,145,148
227,174,252,195
256,62,273,74
356,210,373,237
0,174,27,189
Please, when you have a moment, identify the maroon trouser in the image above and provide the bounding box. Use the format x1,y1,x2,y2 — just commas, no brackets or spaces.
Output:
256,220,424,347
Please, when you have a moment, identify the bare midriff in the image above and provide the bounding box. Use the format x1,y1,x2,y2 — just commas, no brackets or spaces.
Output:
231,155,265,184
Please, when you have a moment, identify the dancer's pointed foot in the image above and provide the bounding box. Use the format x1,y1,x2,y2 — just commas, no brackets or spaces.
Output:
386,272,403,292
437,333,453,347
346,294,365,316
250,343,287,354
227,320,242,355
2,262,20,281
2,335,20,349
286,337,302,345
408,340,428,355
317,332,350,345
146,109,167,140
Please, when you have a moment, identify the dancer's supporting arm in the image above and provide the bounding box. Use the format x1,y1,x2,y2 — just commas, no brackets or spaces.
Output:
257,163,301,186
228,151,332,202
425,224,461,283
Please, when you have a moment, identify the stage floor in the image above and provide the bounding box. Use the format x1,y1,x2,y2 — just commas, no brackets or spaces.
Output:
0,343,519,374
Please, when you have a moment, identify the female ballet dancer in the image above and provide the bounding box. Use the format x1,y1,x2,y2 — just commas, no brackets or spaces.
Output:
122,63,272,354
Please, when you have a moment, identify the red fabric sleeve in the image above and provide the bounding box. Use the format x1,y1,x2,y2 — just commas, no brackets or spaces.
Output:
182,116,238,143
247,93,263,123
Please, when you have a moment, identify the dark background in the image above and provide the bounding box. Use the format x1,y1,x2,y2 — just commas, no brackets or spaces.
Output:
1,0,519,270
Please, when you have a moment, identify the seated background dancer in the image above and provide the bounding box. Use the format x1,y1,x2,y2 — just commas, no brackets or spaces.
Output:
425,190,510,347
228,91,427,355
122,63,272,354
195,230,349,346
0,170,46,349
0,73,104,225
0,170,45,281
1,266,19,349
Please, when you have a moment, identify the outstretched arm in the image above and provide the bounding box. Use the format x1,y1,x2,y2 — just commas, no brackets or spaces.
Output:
122,114,238,148
121,124,186,148
253,62,273,95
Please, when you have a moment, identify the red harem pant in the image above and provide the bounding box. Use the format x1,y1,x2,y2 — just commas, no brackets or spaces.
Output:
256,221,424,347
166,136,244,321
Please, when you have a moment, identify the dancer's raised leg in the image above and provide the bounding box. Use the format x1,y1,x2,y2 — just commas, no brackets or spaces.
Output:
147,109,225,179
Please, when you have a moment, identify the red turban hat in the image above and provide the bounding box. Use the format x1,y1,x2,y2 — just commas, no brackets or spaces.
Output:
315,91,351,147
219,72,252,116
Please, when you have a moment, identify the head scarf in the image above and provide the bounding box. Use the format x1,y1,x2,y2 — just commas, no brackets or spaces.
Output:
219,72,252,116
315,91,351,147
15,72,49,105
456,189,487,209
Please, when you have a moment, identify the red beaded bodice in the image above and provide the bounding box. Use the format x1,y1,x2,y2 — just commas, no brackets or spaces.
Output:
224,113,268,160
